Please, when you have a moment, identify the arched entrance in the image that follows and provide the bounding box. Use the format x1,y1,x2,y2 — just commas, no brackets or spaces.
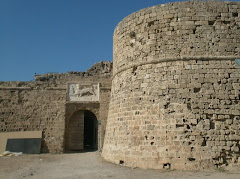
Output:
66,110,98,151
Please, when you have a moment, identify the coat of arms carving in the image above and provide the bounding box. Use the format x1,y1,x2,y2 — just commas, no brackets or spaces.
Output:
67,83,99,101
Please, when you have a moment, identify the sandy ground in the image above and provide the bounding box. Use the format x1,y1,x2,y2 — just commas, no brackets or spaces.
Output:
0,151,240,179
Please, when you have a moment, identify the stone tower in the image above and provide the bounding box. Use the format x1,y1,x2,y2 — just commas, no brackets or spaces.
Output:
102,1,240,170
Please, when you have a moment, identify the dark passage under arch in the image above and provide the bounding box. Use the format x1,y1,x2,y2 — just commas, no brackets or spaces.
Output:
84,111,98,150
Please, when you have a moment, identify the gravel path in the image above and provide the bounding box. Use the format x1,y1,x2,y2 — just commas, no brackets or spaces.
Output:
0,151,239,179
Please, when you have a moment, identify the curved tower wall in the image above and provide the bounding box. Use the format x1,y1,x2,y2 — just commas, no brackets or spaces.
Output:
102,1,240,170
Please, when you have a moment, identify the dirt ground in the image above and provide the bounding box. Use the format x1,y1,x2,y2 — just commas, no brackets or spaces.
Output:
0,151,240,179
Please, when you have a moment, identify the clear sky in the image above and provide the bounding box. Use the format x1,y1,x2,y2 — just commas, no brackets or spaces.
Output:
0,0,239,81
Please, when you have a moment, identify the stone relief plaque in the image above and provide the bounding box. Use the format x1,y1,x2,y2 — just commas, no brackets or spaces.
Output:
67,83,99,102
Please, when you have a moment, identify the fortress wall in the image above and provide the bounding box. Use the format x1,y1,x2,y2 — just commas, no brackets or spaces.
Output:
103,59,240,170
0,61,112,153
99,87,112,146
0,84,66,153
112,1,240,75
102,1,240,170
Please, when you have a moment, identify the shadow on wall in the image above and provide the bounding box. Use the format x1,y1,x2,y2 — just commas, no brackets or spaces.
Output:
41,132,49,153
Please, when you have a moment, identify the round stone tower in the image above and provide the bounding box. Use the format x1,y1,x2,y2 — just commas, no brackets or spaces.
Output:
102,1,240,170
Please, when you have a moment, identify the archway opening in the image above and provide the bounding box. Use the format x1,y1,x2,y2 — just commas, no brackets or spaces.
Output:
84,111,98,150
66,110,98,152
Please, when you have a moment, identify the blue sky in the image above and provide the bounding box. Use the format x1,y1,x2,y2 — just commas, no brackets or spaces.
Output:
0,0,238,81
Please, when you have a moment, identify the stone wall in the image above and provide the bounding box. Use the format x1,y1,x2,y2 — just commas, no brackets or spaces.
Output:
102,1,240,170
67,110,85,150
0,61,112,153
112,1,240,75
0,84,66,153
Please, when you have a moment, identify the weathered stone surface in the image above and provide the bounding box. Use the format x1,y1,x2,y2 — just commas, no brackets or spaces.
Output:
102,1,240,170
0,61,112,153
1,0,240,171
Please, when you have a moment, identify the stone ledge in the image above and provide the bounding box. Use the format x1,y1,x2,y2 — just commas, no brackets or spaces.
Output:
66,101,100,104
0,87,33,90
113,56,240,78
45,87,66,90
0,87,67,90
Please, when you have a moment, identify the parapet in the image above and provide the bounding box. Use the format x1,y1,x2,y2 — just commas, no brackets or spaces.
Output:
35,61,112,82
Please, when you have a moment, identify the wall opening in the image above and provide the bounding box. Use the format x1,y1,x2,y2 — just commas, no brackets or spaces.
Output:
84,110,98,150
66,110,98,152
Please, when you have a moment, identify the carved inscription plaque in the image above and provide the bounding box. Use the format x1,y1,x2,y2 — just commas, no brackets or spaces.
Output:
67,83,99,102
